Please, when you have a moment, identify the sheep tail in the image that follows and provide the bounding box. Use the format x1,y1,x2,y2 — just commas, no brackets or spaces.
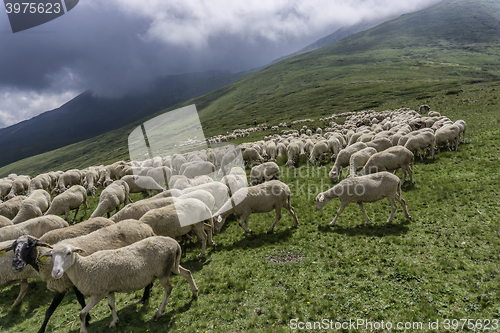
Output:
397,179,402,199
172,243,182,275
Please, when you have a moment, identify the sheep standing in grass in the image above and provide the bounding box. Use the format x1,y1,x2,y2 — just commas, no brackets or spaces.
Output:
327,136,341,158
404,132,436,160
6,176,30,199
242,147,265,165
28,174,52,195
47,236,198,333
358,146,415,185
139,198,215,258
121,175,165,198
250,162,280,186
54,169,81,194
329,142,368,183
454,119,467,144
366,137,393,152
286,142,300,168
90,180,130,218
5,219,154,333
83,168,99,196
213,180,299,234
0,215,68,242
12,189,51,224
0,196,26,219
435,124,460,152
309,141,329,165
315,171,411,226
349,147,378,177
181,182,229,209
44,185,87,222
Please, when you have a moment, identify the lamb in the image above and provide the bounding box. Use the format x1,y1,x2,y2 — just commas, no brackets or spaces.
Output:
213,180,299,234
0,239,40,307
242,147,265,165
6,175,30,199
54,169,81,194
358,146,415,185
120,175,165,197
315,171,411,226
309,141,330,165
44,185,87,222
0,196,26,219
139,198,215,258
349,147,378,177
404,132,436,160
5,219,154,333
11,189,51,224
0,215,68,242
435,124,460,152
329,142,368,183
0,215,13,228
90,180,131,218
47,236,198,333
250,162,280,186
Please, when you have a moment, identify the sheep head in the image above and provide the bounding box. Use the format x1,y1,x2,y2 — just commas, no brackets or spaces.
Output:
49,243,84,279
9,235,52,272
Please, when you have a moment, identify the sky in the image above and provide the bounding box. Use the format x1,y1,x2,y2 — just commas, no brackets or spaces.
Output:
0,0,441,129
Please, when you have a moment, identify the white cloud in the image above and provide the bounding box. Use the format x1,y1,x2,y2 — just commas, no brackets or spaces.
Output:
0,89,78,128
92,0,441,48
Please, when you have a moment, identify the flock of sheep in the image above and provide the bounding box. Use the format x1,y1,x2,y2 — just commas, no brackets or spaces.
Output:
0,105,466,332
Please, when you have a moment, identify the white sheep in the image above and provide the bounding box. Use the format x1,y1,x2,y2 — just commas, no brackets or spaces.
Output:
139,198,215,258
220,173,248,197
0,215,68,242
309,141,329,165
39,217,115,245
250,162,280,186
0,196,26,220
404,132,436,160
428,111,441,117
327,136,341,158
90,180,131,218
366,137,393,152
213,180,299,234
6,175,30,199
6,219,154,333
286,141,301,168
358,146,415,185
435,124,460,152
54,169,81,194
265,141,278,161
47,236,198,333
121,175,165,197
315,171,411,226
182,161,215,179
146,166,172,188
28,174,52,195
329,142,368,183
11,189,51,224
0,215,13,228
83,168,99,196
454,119,467,144
0,179,13,200
181,181,229,209
44,185,87,222
242,147,265,165
349,147,378,177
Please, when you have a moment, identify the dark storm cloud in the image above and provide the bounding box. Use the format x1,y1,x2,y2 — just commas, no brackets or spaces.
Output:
0,0,442,128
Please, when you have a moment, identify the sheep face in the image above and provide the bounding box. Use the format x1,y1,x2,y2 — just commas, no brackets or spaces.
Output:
49,244,84,279
6,235,52,272
315,193,333,211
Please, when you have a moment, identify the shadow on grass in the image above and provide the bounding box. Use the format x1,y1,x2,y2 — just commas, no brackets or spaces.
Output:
318,219,411,237
215,227,296,252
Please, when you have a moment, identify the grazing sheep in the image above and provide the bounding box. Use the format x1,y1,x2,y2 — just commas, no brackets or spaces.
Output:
0,196,26,220
404,132,436,160
0,215,13,228
349,147,378,177
213,180,299,234
0,239,40,307
329,142,368,183
454,119,467,144
143,189,183,202
315,171,411,226
39,217,115,245
120,175,165,197
327,136,341,158
83,168,99,196
265,141,278,161
286,142,301,168
146,166,172,188
0,215,68,242
170,175,192,190
47,236,198,333
181,182,229,209
220,173,248,197
276,142,287,157
54,169,81,194
435,124,460,152
242,147,265,165
182,161,216,179
428,111,441,117
6,219,154,333
189,175,214,187
28,174,52,195
0,179,13,200
366,137,393,152
90,180,130,218
6,176,30,199
358,146,414,185
44,185,87,222
309,141,330,165
250,162,280,186
12,189,51,224
139,198,215,258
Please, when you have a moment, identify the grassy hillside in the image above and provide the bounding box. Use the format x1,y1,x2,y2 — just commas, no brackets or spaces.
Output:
1,0,499,177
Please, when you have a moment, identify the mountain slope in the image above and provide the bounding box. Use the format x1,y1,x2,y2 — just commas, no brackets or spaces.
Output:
1,0,500,176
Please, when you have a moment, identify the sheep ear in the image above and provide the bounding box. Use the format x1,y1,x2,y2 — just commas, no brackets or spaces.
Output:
36,241,53,249
0,242,14,255
39,250,53,259
72,247,85,254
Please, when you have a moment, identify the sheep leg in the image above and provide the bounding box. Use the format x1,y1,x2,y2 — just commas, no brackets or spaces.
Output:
140,283,153,303
386,197,397,223
74,287,91,326
267,207,282,233
79,295,104,333
38,292,67,333
329,202,348,226
238,214,252,234
285,197,299,227
203,223,216,247
11,279,29,307
395,195,411,219
155,276,173,320
193,225,207,258
64,209,70,222
175,265,199,299
358,202,370,224
73,207,80,221
107,293,119,328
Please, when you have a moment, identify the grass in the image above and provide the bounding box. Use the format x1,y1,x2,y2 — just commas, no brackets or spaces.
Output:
1,80,500,332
